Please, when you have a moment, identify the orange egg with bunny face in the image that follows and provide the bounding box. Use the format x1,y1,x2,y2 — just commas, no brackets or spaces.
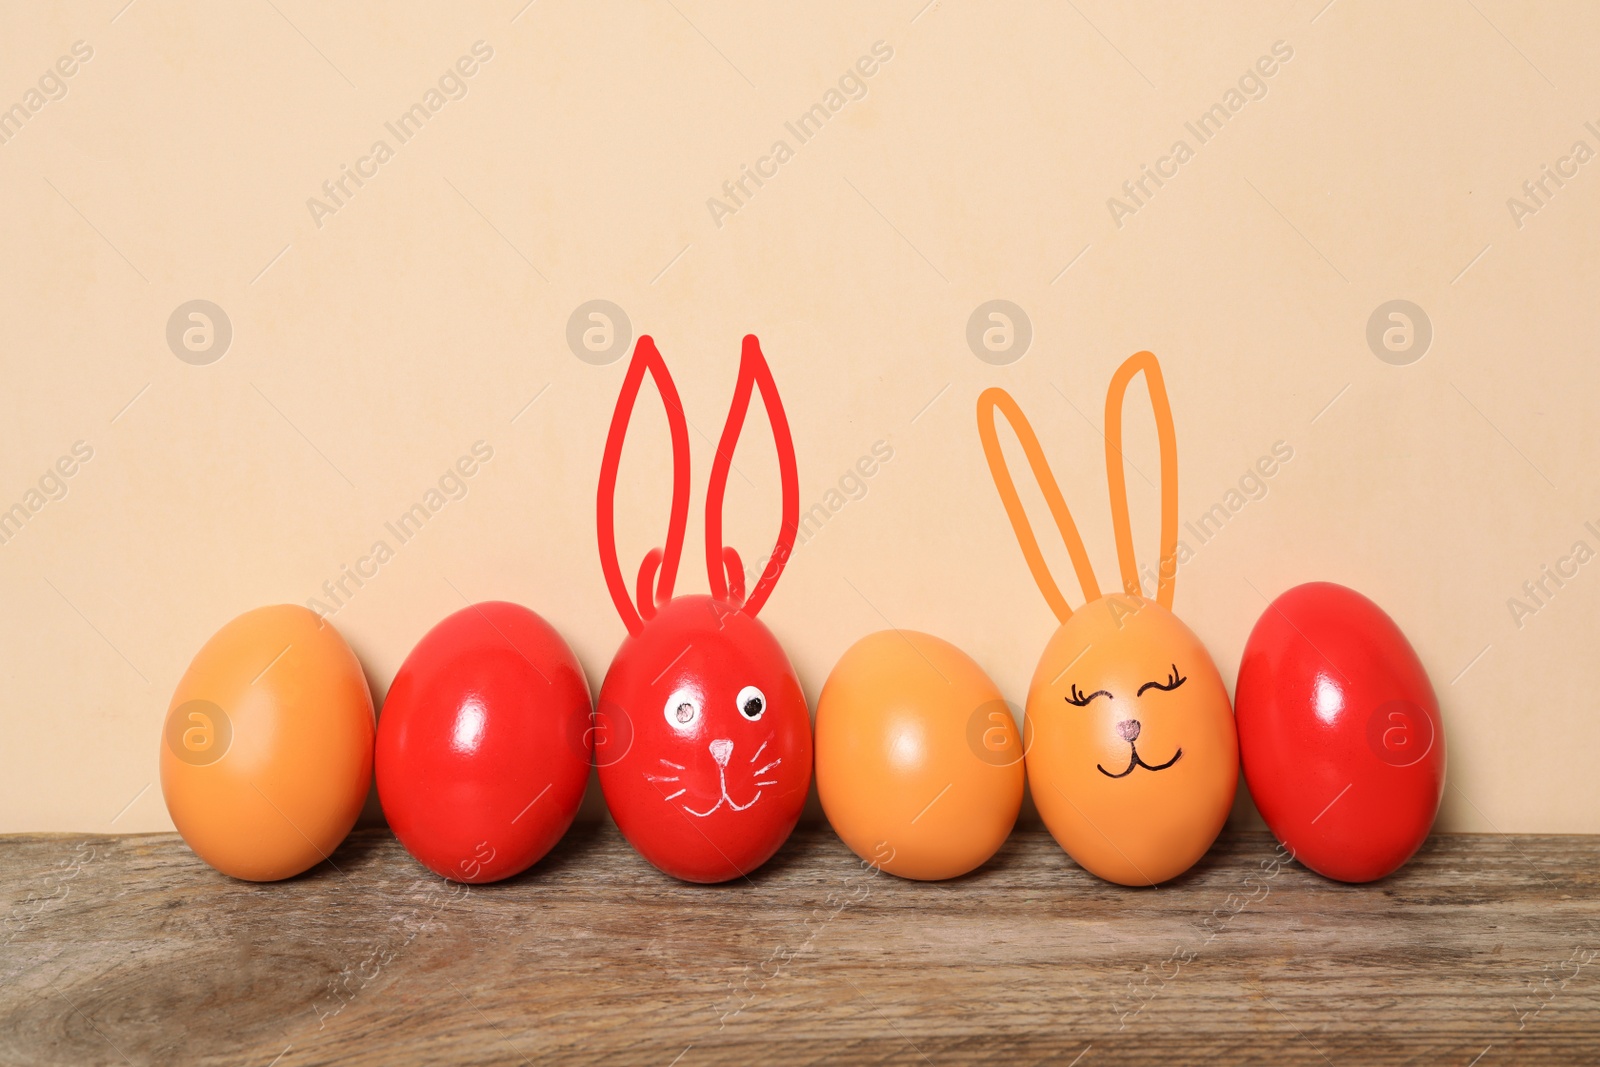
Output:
1025,594,1236,885
977,352,1238,886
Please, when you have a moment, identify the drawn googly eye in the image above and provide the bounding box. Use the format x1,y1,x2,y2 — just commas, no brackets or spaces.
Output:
664,688,701,731
736,685,766,721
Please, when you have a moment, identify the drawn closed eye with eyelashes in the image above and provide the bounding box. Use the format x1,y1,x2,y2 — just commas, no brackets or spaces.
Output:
1066,684,1112,707
1137,665,1186,696
1066,665,1185,706
593,334,814,886
976,350,1240,887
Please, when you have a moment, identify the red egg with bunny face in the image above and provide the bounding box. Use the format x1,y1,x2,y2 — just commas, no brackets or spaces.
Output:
598,596,811,882
594,335,812,883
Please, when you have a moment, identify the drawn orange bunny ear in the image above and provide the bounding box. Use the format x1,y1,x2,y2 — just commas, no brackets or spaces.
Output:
704,335,799,618
597,335,692,636
976,350,1180,618
1103,351,1179,607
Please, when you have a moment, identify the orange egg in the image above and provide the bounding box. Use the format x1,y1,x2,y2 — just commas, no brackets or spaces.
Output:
1025,594,1237,885
816,630,1024,880
160,605,374,881
976,351,1239,886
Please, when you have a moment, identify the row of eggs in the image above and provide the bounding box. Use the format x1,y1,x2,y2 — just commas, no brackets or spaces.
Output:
161,340,1445,888
161,580,1445,887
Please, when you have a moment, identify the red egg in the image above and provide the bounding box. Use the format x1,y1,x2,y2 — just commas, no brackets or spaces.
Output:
1235,582,1445,882
376,602,592,883
596,595,812,884
591,334,813,883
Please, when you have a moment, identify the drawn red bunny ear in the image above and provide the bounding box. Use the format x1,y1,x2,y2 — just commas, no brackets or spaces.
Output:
704,335,799,618
597,336,692,636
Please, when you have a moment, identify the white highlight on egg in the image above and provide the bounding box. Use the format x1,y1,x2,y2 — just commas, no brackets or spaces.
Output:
1313,674,1344,726
451,699,488,753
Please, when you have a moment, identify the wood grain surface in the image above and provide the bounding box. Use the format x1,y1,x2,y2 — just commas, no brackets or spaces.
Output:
2,826,1597,1065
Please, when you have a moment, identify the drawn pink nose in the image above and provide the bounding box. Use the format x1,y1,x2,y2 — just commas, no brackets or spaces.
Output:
709,738,733,766
1117,719,1141,742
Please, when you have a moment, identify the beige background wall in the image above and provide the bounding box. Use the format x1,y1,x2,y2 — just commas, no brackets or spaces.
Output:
3,1,1596,834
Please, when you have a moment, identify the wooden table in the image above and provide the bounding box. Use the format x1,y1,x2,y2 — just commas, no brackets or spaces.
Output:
2,826,1597,1065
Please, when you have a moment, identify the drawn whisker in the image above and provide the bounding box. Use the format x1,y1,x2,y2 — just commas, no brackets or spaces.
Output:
646,775,680,782
752,759,782,777
748,739,769,764
659,759,686,769
754,779,778,786
664,788,686,800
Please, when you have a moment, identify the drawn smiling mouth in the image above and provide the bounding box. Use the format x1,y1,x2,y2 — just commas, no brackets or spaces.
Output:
683,769,762,817
1097,743,1183,778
